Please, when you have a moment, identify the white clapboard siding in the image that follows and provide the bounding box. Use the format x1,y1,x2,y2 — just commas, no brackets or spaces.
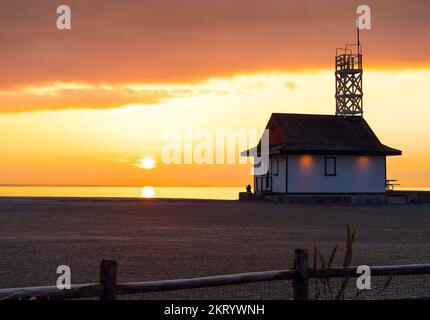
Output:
287,155,386,193
271,156,287,193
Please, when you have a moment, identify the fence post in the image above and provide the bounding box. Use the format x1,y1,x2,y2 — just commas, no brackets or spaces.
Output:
99,260,118,300
293,249,309,300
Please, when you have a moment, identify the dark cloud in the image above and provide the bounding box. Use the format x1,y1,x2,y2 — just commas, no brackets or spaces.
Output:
0,1,429,92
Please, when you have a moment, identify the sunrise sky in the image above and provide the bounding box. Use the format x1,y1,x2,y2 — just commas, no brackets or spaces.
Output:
1,0,429,187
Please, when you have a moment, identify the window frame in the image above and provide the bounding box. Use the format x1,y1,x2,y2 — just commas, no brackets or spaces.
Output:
324,157,337,176
272,157,280,176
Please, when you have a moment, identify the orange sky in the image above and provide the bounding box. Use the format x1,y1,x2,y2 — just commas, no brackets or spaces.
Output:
0,0,429,187
2,0,430,93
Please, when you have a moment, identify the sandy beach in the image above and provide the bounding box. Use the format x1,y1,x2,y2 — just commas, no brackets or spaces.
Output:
0,197,429,297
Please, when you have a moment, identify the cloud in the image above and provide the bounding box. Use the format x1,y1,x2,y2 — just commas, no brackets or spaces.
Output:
0,81,228,112
1,0,430,111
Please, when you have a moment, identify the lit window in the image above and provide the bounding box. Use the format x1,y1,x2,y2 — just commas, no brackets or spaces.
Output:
325,157,336,176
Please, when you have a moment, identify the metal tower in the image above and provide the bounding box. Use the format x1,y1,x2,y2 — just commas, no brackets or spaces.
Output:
335,29,363,117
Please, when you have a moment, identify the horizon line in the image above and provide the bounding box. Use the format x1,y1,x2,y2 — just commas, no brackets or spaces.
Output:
0,184,429,189
0,184,246,188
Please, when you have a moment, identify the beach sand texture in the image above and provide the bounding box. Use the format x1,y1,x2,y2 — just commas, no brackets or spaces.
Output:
0,198,429,299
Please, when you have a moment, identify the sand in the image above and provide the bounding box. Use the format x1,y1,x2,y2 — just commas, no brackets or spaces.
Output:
0,197,429,294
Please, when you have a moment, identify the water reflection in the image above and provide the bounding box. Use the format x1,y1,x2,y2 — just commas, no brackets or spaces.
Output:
140,186,155,198
0,185,244,200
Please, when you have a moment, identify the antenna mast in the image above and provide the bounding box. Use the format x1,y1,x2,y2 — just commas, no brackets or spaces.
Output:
357,27,360,53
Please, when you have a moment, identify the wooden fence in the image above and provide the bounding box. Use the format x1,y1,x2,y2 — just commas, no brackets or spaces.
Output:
1,249,430,300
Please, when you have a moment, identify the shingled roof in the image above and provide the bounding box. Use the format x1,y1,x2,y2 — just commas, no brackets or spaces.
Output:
243,113,401,156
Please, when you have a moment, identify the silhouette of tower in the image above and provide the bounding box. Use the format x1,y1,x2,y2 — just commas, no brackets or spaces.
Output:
335,29,363,117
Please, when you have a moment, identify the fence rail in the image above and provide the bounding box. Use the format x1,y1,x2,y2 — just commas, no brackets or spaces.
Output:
1,249,430,301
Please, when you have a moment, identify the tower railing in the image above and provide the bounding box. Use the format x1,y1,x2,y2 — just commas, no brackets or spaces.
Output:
335,53,362,71
336,45,362,71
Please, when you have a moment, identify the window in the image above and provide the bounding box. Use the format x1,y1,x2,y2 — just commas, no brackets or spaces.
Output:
325,157,336,176
272,157,279,176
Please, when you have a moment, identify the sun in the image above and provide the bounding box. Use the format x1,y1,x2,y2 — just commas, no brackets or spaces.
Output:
137,157,156,169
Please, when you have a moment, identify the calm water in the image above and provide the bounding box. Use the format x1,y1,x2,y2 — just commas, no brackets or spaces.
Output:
0,186,428,200
0,186,244,200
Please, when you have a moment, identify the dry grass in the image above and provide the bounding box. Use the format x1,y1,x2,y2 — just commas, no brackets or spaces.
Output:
312,226,353,300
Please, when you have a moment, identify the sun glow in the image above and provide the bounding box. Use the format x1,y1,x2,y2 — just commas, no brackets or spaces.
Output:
141,186,155,198
137,157,156,169
1,71,430,187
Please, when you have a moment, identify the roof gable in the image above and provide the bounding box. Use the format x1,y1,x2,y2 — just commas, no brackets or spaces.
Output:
266,117,286,144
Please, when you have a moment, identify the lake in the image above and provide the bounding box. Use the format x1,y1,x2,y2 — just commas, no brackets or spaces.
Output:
0,186,244,200
0,185,428,200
